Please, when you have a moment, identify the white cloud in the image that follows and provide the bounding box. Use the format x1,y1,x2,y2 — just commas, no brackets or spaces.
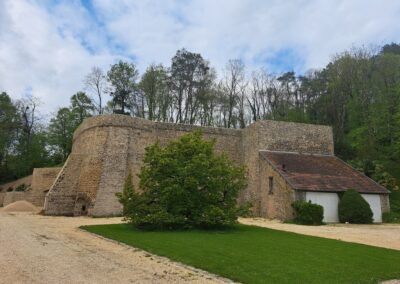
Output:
0,0,400,115
0,0,116,115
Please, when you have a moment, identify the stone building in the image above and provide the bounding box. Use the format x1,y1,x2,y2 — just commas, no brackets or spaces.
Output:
43,114,389,222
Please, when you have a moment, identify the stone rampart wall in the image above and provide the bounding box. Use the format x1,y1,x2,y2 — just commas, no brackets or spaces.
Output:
45,114,334,217
1,167,61,207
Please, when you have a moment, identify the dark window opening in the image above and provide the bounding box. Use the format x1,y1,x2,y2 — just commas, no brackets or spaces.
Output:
82,205,86,212
268,177,274,194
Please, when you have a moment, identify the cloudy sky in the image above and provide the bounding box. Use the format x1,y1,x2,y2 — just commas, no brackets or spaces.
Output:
1,0,400,113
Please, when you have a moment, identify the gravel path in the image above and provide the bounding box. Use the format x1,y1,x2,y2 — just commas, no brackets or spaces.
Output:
0,212,225,284
239,217,400,250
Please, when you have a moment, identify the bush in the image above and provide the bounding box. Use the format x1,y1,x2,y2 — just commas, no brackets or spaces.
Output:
15,183,27,192
117,131,248,230
7,187,13,192
291,200,324,225
338,189,373,224
382,211,400,223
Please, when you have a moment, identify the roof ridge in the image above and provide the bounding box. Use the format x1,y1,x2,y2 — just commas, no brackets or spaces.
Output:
259,150,333,157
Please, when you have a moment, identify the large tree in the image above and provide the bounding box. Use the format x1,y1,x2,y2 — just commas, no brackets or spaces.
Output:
70,92,94,124
139,64,170,121
47,107,76,162
0,92,19,181
221,59,247,128
107,61,139,115
170,48,212,124
85,66,107,115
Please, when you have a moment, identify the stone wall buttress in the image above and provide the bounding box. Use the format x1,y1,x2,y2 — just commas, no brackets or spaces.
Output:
92,127,130,216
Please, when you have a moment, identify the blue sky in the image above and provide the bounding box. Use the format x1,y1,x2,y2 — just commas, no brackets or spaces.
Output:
1,0,400,113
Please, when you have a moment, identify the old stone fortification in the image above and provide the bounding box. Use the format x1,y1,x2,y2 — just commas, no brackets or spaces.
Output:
0,167,61,207
44,114,333,217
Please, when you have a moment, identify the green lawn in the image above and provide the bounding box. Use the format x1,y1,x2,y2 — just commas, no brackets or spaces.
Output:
82,224,400,284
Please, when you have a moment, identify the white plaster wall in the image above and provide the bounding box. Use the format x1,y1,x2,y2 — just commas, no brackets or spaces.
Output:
306,192,339,223
361,194,382,223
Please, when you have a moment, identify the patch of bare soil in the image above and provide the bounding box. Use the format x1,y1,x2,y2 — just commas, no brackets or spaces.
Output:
239,217,400,250
0,212,227,284
1,200,39,213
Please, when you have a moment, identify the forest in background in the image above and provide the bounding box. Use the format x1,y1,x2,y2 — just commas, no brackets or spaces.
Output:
1,43,400,194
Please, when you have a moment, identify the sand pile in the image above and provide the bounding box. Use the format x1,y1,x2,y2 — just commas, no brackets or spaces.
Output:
1,200,39,213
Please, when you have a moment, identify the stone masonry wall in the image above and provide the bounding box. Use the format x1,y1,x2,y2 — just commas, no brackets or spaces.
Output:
45,114,334,217
2,167,61,207
240,120,334,216
0,175,33,193
3,192,27,206
258,153,296,220
380,194,390,213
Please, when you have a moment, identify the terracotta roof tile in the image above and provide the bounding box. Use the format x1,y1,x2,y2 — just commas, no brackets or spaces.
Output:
261,151,389,194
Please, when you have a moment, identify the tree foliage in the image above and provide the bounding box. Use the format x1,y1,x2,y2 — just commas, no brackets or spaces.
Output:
117,131,247,229
107,61,139,115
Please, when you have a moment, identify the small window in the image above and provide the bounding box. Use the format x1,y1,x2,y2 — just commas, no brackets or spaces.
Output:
268,177,274,194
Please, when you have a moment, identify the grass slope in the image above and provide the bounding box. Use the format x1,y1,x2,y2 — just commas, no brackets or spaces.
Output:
82,224,400,284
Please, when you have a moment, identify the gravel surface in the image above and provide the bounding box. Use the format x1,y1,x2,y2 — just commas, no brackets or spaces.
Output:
239,217,400,250
2,200,39,213
0,212,226,284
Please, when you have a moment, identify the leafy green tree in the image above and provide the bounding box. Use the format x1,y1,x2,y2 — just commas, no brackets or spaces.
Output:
170,49,212,124
139,64,170,121
0,92,19,181
5,96,51,179
47,107,76,162
117,131,248,229
70,92,94,124
47,93,93,163
107,61,139,115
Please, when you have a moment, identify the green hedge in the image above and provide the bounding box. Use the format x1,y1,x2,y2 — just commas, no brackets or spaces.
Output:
292,200,324,225
382,211,400,223
338,189,373,224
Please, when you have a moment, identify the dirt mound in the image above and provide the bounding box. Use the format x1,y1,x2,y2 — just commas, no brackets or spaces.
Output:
2,200,39,213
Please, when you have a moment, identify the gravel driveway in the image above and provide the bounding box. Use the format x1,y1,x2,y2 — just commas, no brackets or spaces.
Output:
239,217,400,250
0,212,224,284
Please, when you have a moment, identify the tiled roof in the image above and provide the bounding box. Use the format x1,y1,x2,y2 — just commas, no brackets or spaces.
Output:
261,151,389,194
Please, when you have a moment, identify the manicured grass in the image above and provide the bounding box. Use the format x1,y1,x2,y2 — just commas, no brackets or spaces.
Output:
82,224,400,284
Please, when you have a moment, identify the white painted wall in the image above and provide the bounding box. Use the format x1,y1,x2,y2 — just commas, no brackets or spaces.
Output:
306,192,339,223
361,194,382,223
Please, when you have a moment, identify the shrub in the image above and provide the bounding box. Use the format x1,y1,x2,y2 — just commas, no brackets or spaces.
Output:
15,183,27,192
116,173,138,217
291,200,324,225
338,189,373,224
7,187,13,192
382,211,400,223
117,131,248,230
